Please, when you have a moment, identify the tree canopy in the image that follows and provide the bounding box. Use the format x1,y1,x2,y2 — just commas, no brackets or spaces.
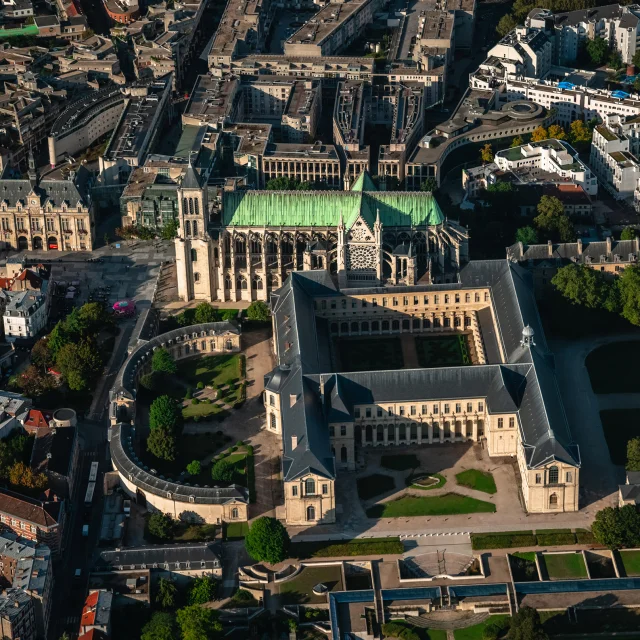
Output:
152,348,177,375
148,513,174,540
149,396,183,432
515,226,538,245
586,36,609,64
592,505,640,550
511,135,524,148
551,264,609,309
548,124,566,140
534,196,574,242
496,13,517,36
507,606,548,640
266,176,313,191
618,264,640,326
621,227,637,241
420,177,438,193
530,126,548,143
156,578,178,609
186,460,202,476
188,576,218,605
55,339,103,391
245,516,291,564
147,427,177,462
211,458,235,483
141,611,178,640
626,437,640,472
175,605,222,640
480,143,494,163
246,301,270,321
194,302,218,324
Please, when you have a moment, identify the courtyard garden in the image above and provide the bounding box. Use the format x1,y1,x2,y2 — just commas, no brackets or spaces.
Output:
279,565,344,604
586,341,640,393
453,615,509,640
599,409,640,465
336,337,403,372
415,335,471,368
357,474,396,500
617,549,640,576
455,469,497,494
508,552,539,582
406,473,446,490
540,552,588,580
290,537,404,559
366,493,496,518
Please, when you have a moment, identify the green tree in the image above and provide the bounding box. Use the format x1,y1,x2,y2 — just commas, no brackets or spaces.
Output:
547,124,566,140
569,120,592,148
618,264,640,325
156,578,179,609
496,13,517,37
608,50,623,69
77,302,109,333
633,51,640,68
420,177,438,193
534,196,574,242
55,339,103,391
15,365,56,398
194,302,219,324
47,321,70,360
551,264,608,309
147,427,177,462
621,226,637,240
186,460,202,476
511,135,524,147
626,437,640,472
246,300,270,321
149,395,183,432
266,176,311,191
8,462,48,492
140,372,158,392
480,143,494,164
530,126,548,142
188,576,218,604
141,611,178,640
152,348,177,375
586,37,609,65
245,516,291,564
63,307,90,337
161,219,179,241
515,226,538,245
592,505,640,549
211,458,235,483
30,338,52,372
148,512,174,540
507,606,547,640
176,605,222,640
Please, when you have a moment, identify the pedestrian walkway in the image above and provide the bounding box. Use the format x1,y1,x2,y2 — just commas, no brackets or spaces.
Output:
400,334,420,368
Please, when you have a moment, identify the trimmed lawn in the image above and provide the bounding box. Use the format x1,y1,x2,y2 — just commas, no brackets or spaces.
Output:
415,334,471,368
453,615,509,640
600,409,640,465
425,632,448,640
541,553,588,580
357,474,396,500
291,537,404,559
586,342,640,394
366,493,496,518
455,469,497,494
336,336,404,372
225,522,249,539
381,454,420,471
279,565,343,604
407,473,446,491
178,354,242,388
619,550,640,576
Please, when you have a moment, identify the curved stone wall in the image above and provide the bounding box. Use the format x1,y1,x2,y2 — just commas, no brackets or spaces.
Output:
109,321,248,523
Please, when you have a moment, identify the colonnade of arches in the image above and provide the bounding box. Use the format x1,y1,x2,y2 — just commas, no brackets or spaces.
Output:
356,420,484,445
329,314,473,336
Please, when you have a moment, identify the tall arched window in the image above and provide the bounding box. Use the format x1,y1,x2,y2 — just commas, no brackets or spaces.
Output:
549,493,558,507
305,478,316,495
185,221,191,237
270,413,276,430
191,249,197,262
307,505,316,521
231,507,238,519
188,198,194,214
225,276,231,289
193,221,198,236
183,198,188,214
194,199,199,216
548,466,559,484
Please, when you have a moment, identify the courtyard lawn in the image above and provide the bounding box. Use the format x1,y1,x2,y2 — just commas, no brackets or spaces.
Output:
407,472,446,491
415,334,471,368
225,521,249,540
336,337,403,372
586,341,640,394
600,409,640,465
178,353,242,388
541,553,588,580
357,474,396,500
279,565,344,604
366,493,496,518
453,615,509,640
618,550,640,576
455,469,497,494
381,454,420,471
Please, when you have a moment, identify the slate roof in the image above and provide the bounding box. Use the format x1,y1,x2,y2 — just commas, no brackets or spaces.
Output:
267,260,580,480
0,177,88,208
94,543,221,571
507,238,639,264
0,488,61,529
222,189,444,229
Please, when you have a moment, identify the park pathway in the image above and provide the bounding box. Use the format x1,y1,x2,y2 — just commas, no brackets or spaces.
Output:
400,334,420,368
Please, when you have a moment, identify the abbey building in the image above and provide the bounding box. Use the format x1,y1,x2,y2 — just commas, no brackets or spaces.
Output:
174,170,469,302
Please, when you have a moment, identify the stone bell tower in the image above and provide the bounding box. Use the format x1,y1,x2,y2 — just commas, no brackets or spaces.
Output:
175,159,216,301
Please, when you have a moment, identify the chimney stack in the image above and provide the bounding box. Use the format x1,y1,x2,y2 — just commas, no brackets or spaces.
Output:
577,238,583,255
291,435,298,449
607,236,612,254
547,239,553,257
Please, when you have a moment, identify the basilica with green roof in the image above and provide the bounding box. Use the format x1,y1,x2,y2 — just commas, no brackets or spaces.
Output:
175,169,469,302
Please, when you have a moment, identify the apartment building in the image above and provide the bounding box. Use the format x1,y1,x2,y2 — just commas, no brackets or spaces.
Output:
262,143,341,188
0,588,35,640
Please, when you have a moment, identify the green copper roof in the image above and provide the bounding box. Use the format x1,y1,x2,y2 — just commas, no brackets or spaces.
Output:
222,190,444,228
351,171,377,192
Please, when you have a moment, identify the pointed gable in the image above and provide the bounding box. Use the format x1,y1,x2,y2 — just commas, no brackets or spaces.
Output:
350,170,377,192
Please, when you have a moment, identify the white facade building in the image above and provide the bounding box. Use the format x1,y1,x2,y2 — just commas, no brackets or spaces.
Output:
487,26,553,79
495,139,597,195
3,290,48,341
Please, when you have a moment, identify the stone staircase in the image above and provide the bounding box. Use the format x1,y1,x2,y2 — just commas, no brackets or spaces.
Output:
404,612,489,630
